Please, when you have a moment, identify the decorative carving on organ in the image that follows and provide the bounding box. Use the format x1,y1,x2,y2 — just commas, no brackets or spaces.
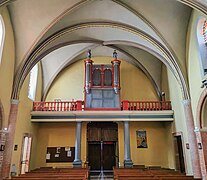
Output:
111,59,121,94
84,50,93,93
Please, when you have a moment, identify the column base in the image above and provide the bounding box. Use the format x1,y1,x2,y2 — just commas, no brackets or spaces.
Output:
73,160,82,168
124,159,133,168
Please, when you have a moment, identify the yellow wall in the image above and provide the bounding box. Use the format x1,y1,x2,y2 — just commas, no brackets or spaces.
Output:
161,65,170,100
11,63,42,174
46,57,158,101
34,121,172,169
187,10,207,128
167,67,192,175
120,61,158,101
0,7,15,128
118,122,170,167
35,122,87,168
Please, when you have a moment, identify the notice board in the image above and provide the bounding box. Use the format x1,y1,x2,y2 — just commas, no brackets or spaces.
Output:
46,147,75,163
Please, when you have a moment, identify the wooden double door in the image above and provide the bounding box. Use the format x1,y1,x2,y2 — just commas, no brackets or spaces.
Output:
87,122,118,171
88,141,116,171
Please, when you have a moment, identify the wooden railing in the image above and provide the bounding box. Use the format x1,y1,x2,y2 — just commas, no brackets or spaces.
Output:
33,100,83,111
33,100,172,111
122,100,172,111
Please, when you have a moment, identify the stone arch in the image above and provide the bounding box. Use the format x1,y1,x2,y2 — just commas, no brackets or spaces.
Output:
11,22,189,101
0,100,3,129
196,17,207,77
197,88,207,129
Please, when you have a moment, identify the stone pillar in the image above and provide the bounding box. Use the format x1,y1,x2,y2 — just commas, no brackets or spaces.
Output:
183,100,201,178
73,121,82,167
0,129,8,178
123,121,133,167
2,99,19,179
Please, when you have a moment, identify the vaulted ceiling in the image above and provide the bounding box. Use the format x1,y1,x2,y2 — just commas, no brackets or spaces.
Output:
3,0,207,100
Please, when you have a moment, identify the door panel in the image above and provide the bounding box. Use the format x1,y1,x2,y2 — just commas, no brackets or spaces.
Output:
103,143,115,170
88,144,101,170
87,122,118,171
174,135,185,173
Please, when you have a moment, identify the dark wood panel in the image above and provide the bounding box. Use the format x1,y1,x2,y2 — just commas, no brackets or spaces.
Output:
87,127,101,141
102,128,117,141
103,143,116,170
88,144,101,170
46,147,75,163
174,136,185,173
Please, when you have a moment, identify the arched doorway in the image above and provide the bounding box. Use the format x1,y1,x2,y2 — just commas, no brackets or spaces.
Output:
87,122,118,173
196,89,207,179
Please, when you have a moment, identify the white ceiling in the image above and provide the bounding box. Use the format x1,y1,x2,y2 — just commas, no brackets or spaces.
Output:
6,0,194,99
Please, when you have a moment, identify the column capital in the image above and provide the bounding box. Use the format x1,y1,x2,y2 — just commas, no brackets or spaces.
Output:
196,128,207,132
11,99,19,105
0,129,8,134
183,99,191,105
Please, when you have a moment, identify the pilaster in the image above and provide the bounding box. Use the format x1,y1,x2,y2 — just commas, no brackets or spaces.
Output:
183,100,202,178
2,99,19,179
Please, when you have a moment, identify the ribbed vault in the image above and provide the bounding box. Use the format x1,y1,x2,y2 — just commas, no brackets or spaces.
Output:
4,0,207,101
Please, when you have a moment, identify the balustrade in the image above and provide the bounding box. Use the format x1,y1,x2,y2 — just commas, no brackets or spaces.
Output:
33,100,171,111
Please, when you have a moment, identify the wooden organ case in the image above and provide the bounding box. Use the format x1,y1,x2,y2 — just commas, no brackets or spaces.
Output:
84,55,121,110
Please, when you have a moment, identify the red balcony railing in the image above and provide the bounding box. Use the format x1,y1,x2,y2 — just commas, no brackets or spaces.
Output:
33,100,171,112
122,100,172,111
33,100,83,111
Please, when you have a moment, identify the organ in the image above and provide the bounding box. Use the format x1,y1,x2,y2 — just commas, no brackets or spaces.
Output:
84,50,121,110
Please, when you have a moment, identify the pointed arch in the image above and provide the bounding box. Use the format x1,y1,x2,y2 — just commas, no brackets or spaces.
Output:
196,17,207,77
0,15,5,65
0,100,3,129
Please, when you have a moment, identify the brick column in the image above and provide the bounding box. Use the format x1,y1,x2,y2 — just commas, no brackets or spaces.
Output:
0,129,7,178
183,100,201,178
194,129,207,180
2,99,19,179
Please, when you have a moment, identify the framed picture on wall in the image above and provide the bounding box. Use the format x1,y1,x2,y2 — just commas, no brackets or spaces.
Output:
136,130,148,148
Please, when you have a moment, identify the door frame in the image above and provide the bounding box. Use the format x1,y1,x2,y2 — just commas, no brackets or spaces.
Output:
19,133,32,174
87,122,119,171
173,132,186,173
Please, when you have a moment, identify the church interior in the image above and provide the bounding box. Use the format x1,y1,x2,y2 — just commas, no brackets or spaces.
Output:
1,0,207,179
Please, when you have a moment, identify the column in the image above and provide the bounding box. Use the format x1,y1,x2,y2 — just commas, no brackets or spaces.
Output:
123,121,133,167
0,129,8,178
2,99,19,179
183,100,201,178
194,129,207,179
73,121,82,167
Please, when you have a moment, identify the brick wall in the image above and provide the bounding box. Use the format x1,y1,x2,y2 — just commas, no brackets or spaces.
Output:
0,131,7,177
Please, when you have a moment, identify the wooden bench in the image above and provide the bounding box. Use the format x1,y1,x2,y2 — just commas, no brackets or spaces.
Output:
113,167,196,180
11,167,89,180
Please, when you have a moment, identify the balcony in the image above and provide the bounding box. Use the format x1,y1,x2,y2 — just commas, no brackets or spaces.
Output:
31,100,173,122
32,100,172,112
